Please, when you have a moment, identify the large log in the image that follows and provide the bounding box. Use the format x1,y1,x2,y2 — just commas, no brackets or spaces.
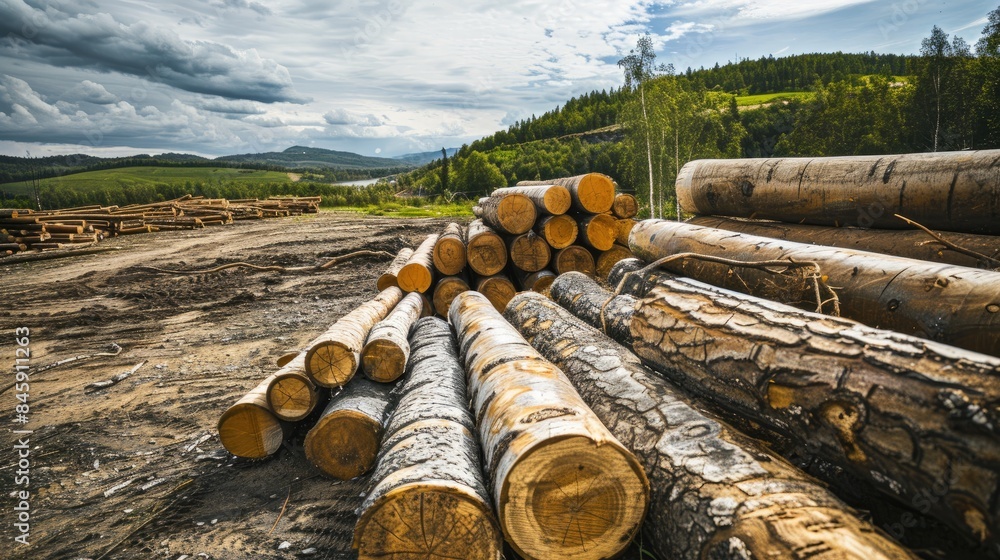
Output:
576,213,616,251
604,265,1000,550
472,193,536,235
304,287,404,387
688,215,1000,270
475,274,516,313
376,247,413,291
265,352,323,422
552,245,595,276
361,291,424,383
449,291,649,560
505,292,917,560
432,275,470,317
397,234,438,293
432,222,467,276
629,220,1000,355
492,185,571,216
611,193,638,219
676,150,1000,234
467,219,507,276
533,214,578,250
507,231,550,272
354,318,502,560
517,173,616,214
304,376,395,480
218,375,289,459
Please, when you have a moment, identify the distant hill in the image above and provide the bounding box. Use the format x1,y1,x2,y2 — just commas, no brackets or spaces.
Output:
391,148,459,166
216,146,414,170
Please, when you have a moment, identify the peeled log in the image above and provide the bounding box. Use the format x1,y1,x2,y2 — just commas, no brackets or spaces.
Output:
432,275,471,317
449,291,649,560
492,185,571,216
397,234,438,293
506,292,916,560
304,376,395,480
577,213,616,251
467,219,507,276
475,274,516,313
609,266,1000,550
305,287,404,387
517,173,616,214
265,352,323,422
507,231,550,272
432,222,467,276
553,245,595,276
354,317,502,560
595,243,633,282
376,247,413,291
218,375,289,459
533,214,578,250
472,193,536,235
611,193,638,219
688,215,1000,270
550,272,636,346
630,220,1000,355
361,291,424,383
676,150,1000,234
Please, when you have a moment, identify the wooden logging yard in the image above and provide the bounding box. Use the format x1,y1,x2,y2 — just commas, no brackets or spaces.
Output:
2,150,999,560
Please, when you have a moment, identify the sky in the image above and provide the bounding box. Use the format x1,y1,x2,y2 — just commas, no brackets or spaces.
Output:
0,0,993,159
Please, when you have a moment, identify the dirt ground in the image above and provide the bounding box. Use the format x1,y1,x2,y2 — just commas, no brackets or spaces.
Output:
0,212,650,560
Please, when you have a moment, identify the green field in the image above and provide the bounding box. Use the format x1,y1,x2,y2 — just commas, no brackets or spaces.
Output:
736,91,814,107
1,166,294,195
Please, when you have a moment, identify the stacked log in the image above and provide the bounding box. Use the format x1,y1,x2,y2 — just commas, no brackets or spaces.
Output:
361,291,424,382
218,374,289,459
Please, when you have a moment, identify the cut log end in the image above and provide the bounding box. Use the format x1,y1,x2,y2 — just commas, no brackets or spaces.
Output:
509,232,552,272
304,411,381,480
306,343,357,388
266,373,316,422
596,244,634,282
579,213,617,251
433,276,471,317
502,435,647,560
611,193,638,219
356,484,502,560
468,231,508,276
361,339,407,383
218,404,284,459
433,237,467,276
477,275,517,313
576,174,616,214
554,245,596,276
397,263,434,293
536,214,579,250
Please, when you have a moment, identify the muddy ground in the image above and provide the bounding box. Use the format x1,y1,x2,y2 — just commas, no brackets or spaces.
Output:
0,212,651,560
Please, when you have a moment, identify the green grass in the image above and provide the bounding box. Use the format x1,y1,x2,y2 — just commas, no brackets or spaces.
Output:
1,166,294,195
331,201,475,218
736,91,814,107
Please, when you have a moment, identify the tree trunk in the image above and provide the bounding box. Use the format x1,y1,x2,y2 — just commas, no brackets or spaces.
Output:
614,218,636,246
675,150,1000,234
265,352,324,422
630,220,1000,355
505,292,918,560
472,193,536,235
448,291,649,560
397,234,438,293
475,274,516,313
687,215,1000,270
304,376,395,480
533,214,578,250
432,274,471,317
376,247,413,291
514,268,556,293
354,317,502,560
611,193,639,219
516,173,616,214
550,271,637,347
576,213,616,251
491,185,571,216
608,265,1000,550
552,245,595,276
467,219,507,276
594,244,634,282
218,375,289,459
432,222,467,276
361,292,424,383
305,286,404,387
507,231,551,272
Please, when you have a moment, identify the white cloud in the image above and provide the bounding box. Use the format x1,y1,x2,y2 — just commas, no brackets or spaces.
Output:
73,80,118,104
663,21,716,42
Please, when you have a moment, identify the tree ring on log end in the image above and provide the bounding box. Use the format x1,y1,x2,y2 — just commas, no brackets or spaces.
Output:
218,404,284,459
304,410,381,479
266,373,316,421
361,339,406,383
576,175,616,214
306,342,357,388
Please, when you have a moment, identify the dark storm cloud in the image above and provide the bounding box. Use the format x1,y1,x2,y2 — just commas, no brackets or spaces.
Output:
0,0,307,104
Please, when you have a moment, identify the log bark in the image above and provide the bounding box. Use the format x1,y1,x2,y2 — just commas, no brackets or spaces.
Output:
491,185,571,216
614,218,636,247
361,291,424,383
577,213,616,251
611,193,638,219
533,214,578,250
676,150,1000,234
507,231,550,272
304,376,395,480
448,291,649,560
475,274,516,313
550,271,636,346
630,219,1000,355
553,245,595,276
354,317,502,560
472,193,536,235
595,243,633,282
432,275,471,317
397,234,438,293
265,352,324,422
505,292,917,560
218,375,289,459
305,287,404,387
467,219,507,276
517,173,616,214
432,222,467,276
688,215,1000,270
514,268,556,293
376,247,413,291
607,266,1000,550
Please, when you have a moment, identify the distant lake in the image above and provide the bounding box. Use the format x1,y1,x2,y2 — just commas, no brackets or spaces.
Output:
335,177,387,187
